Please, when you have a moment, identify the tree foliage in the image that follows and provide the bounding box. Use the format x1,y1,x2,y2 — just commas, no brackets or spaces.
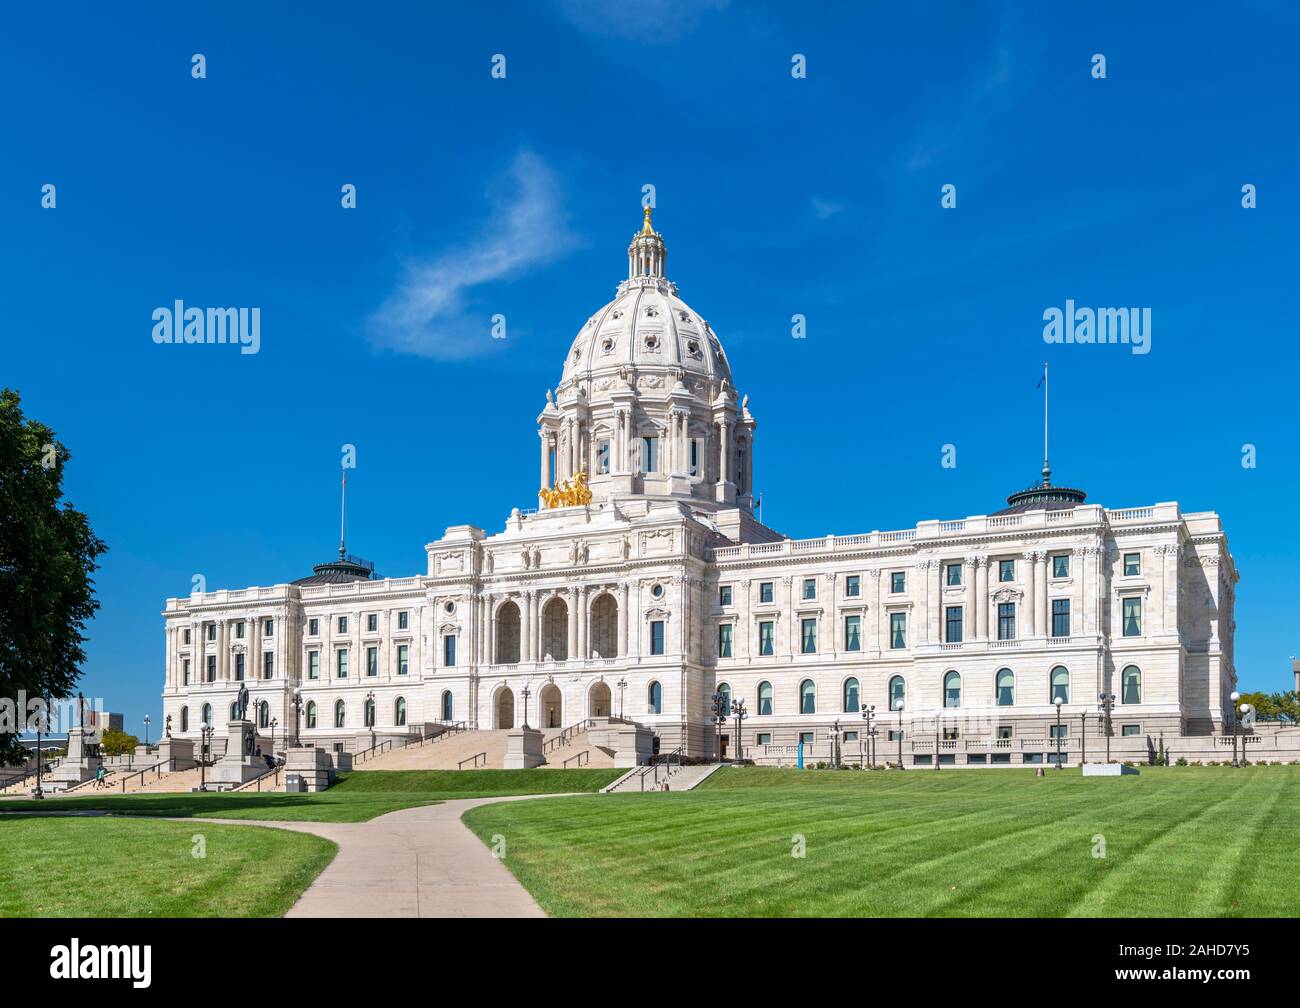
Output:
99,727,139,757
0,389,107,765
1239,690,1300,724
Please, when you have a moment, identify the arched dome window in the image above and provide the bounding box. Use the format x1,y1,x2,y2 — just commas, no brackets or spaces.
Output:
648,681,663,715
334,700,346,729
201,703,212,727
889,676,906,711
306,701,317,729
1051,666,1070,704
799,679,816,715
441,691,454,722
757,681,773,716
258,700,269,729
996,668,1015,706
944,671,961,708
842,678,859,713
180,707,189,733
1122,665,1142,704
395,697,407,727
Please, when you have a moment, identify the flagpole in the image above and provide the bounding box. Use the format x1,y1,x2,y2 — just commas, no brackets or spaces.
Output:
339,469,347,560
1042,362,1050,484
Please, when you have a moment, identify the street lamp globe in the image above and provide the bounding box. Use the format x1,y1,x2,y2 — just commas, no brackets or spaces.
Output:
1230,691,1240,703
893,698,903,711
1240,703,1250,715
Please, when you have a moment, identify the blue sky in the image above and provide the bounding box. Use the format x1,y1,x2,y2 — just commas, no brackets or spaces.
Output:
4,1,1298,736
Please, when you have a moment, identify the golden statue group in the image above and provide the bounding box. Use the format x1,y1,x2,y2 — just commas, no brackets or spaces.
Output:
539,470,593,509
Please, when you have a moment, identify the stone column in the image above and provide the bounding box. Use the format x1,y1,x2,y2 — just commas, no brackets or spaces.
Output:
617,582,629,657
784,576,795,657
1022,552,1037,637
522,591,533,663
719,420,731,484
975,556,989,640
869,570,883,654
577,585,589,661
217,619,229,680
538,430,549,490
963,557,979,641
1035,551,1049,638
1162,543,1181,635
826,572,838,657
566,588,578,661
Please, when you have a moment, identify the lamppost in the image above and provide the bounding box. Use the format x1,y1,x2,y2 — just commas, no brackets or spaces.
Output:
197,721,214,791
860,704,875,769
1229,690,1241,767
1053,697,1064,769
893,697,905,769
710,690,728,761
829,718,842,769
365,690,376,750
616,678,626,721
270,717,278,755
143,714,151,748
933,720,941,772
1080,710,1087,765
33,697,47,800
292,687,303,747
1098,692,1116,763
521,685,531,729
731,698,748,762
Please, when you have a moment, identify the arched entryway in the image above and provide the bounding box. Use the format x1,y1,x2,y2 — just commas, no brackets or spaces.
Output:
540,683,563,728
496,686,515,729
542,597,568,661
589,680,612,718
590,592,618,658
495,600,521,664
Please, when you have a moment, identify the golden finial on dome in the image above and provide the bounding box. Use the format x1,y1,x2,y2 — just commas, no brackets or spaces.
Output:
641,205,654,234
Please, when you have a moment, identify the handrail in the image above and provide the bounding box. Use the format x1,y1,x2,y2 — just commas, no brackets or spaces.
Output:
458,751,487,770
542,718,595,753
0,760,60,793
562,750,590,768
631,747,684,791
233,762,284,793
118,759,181,793
407,721,468,750
352,739,395,764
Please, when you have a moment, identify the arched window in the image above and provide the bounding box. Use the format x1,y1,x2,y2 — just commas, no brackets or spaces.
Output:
395,697,407,727
258,700,269,729
843,677,860,713
1121,665,1142,704
800,679,816,715
943,670,961,708
648,680,663,715
1050,666,1070,704
364,696,376,728
334,699,346,728
757,680,773,716
201,703,212,727
180,706,189,732
717,682,732,711
441,690,454,721
229,702,238,722
888,675,905,711
306,701,317,729
996,668,1015,706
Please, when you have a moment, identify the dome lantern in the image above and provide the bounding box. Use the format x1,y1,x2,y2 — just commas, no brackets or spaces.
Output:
628,206,667,280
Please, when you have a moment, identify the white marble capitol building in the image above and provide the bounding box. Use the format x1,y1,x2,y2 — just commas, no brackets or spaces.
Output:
160,208,1239,765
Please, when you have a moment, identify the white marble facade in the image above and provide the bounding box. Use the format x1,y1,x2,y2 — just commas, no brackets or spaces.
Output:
160,210,1238,758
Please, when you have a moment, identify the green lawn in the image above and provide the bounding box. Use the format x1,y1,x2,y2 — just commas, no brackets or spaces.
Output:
462,765,1300,917
0,769,622,823
0,816,335,917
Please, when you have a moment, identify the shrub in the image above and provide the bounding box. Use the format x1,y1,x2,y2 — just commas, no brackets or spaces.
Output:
1175,757,1188,766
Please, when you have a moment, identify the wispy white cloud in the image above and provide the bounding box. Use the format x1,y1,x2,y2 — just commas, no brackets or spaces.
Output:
367,151,576,360
811,197,845,220
556,0,728,41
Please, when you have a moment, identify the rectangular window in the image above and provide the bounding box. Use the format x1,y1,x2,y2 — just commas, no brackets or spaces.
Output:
650,620,665,656
336,650,349,678
1122,598,1142,637
182,658,191,685
758,620,775,656
844,615,861,652
799,731,815,746
943,728,959,741
235,621,245,639
307,651,319,680
597,439,611,474
845,575,860,597
945,606,963,643
891,571,905,594
890,612,906,650
183,628,191,645
263,652,273,679
888,730,903,742
207,624,216,642
718,624,733,658
1121,724,1141,737
802,578,816,600
1051,599,1071,638
367,613,378,633
800,618,817,654
308,618,318,636
206,655,216,682
756,732,772,746
997,603,1016,641
234,653,245,681
997,725,1013,740
688,439,699,477
946,563,962,587
719,585,733,607
1052,554,1070,579
1049,723,1069,739
263,618,274,636
398,611,409,630
366,646,378,677
844,730,859,742
442,636,455,667
338,616,348,634
398,643,410,675
641,436,659,474
759,582,774,604
999,559,1014,582
1123,552,1141,576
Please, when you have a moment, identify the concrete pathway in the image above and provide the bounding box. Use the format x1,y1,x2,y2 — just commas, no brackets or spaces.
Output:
192,796,550,918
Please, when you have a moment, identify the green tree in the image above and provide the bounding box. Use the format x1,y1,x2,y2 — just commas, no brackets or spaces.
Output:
99,727,139,757
1238,690,1300,724
0,389,107,765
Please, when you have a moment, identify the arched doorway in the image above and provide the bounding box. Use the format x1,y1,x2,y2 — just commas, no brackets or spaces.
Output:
542,597,568,661
496,687,515,729
495,600,521,664
540,683,563,728
590,680,612,718
590,593,618,658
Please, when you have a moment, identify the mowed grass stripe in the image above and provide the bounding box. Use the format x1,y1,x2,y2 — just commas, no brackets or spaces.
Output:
462,766,1300,917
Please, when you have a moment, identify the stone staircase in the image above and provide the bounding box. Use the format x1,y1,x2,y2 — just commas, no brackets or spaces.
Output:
602,762,724,794
352,724,618,771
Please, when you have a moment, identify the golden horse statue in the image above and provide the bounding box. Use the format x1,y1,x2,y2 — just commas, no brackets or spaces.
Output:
539,470,592,509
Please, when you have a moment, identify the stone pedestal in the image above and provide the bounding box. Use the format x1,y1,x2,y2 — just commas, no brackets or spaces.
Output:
1082,762,1139,777
504,727,545,769
156,736,195,770
48,727,101,791
209,720,265,785
284,746,335,792
611,723,655,768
